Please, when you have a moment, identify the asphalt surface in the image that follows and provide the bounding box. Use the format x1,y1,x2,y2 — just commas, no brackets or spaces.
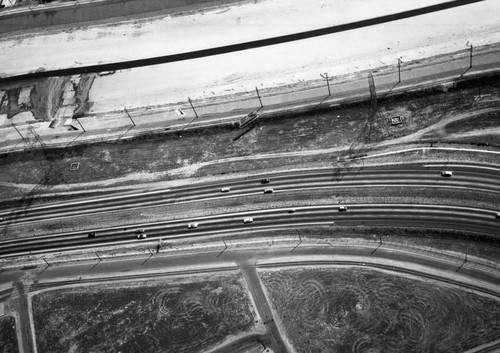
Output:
2,244,499,352
1,203,498,258
1,163,499,257
2,164,499,225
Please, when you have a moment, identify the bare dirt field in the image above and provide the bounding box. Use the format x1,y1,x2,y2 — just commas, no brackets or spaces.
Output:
260,267,500,353
0,315,18,353
32,272,259,353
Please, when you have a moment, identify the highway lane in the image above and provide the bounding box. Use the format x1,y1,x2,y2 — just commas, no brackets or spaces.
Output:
0,204,498,258
1,164,499,225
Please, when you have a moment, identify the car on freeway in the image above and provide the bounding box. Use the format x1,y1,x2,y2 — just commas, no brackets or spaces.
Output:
496,212,500,219
0,217,4,222
221,187,231,192
441,171,453,177
88,232,96,238
338,206,347,212
187,223,198,229
243,217,253,223
261,178,270,184
263,188,274,194
136,229,147,239
288,208,296,213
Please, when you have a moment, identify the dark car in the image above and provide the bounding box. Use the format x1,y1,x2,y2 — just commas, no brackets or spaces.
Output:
261,178,270,184
88,232,96,238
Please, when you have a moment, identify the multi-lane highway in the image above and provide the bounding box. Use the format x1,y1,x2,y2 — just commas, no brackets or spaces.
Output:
1,164,499,225
0,164,498,258
0,203,498,258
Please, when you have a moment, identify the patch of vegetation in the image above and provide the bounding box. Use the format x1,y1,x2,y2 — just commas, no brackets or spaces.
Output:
32,274,257,353
260,268,500,353
0,315,19,353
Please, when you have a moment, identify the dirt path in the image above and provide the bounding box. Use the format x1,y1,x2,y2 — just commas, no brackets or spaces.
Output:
382,106,500,144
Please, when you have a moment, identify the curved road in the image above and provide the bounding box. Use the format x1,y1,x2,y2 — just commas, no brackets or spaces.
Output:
1,164,499,225
0,203,498,258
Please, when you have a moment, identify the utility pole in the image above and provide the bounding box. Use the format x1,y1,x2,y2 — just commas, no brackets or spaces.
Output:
255,87,263,108
12,124,26,143
180,97,201,135
188,97,199,119
367,73,378,143
320,73,331,96
76,118,86,132
469,44,473,69
397,58,402,83
124,108,136,127
456,250,468,272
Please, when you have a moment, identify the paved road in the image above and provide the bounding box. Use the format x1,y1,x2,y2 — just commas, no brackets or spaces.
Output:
1,242,499,352
2,164,498,225
1,203,498,258
241,264,288,353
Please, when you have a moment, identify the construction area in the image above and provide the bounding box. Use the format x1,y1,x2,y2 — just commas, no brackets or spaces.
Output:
0,1,499,352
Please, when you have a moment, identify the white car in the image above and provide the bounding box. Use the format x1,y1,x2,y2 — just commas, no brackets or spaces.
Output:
136,229,147,239
243,218,253,223
263,188,274,194
338,206,347,212
187,223,198,229
221,187,231,192
441,171,453,177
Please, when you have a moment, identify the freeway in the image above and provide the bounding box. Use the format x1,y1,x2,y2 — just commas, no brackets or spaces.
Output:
0,203,498,258
1,164,499,225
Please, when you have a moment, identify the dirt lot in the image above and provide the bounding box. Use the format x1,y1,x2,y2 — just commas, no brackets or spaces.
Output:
260,267,500,353
32,272,258,353
0,315,18,353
